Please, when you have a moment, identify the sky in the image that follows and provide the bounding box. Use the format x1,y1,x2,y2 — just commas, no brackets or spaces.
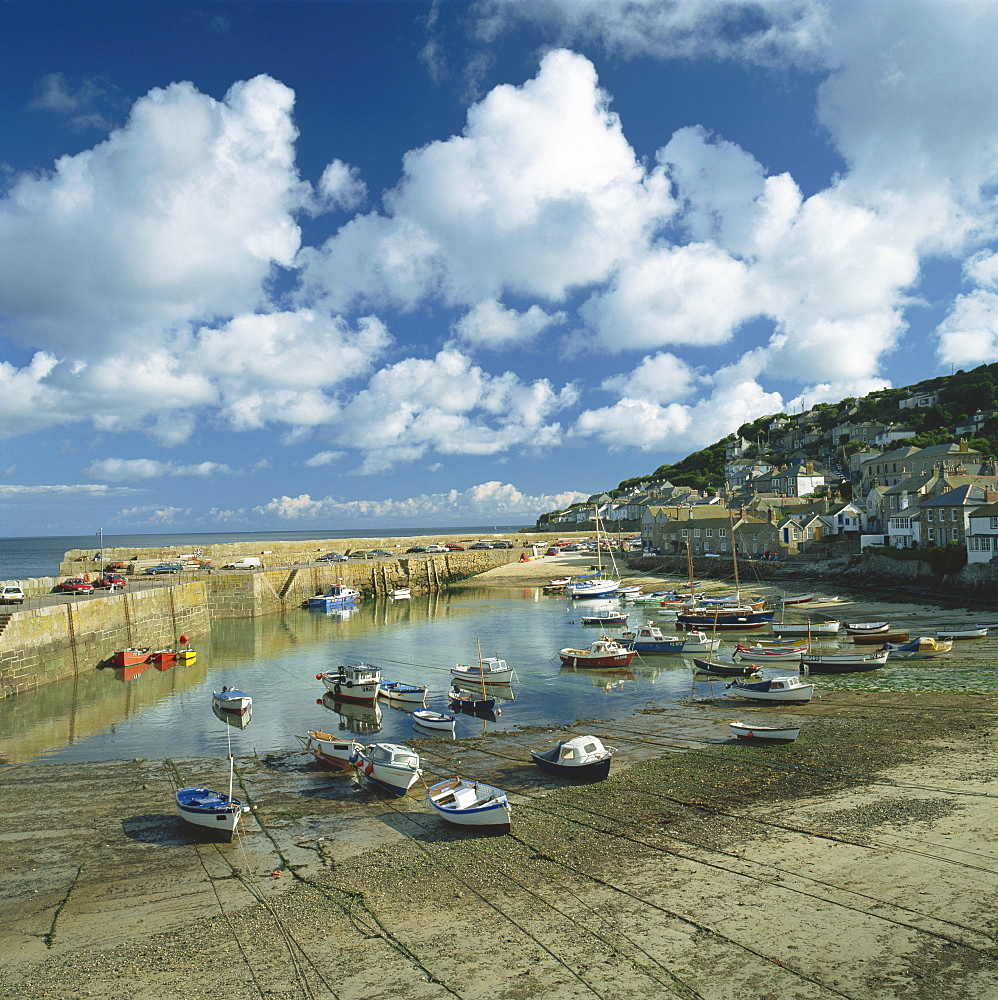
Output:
3,0,998,537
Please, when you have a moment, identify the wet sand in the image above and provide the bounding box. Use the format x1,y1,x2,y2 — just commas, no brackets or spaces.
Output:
2,555,997,999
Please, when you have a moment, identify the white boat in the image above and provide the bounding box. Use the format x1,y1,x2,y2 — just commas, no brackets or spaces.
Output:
175,785,244,839
734,642,808,661
529,735,615,779
567,508,620,598
211,687,252,715
306,584,361,609
775,594,814,605
411,709,457,734
349,742,423,796
800,650,889,673
728,722,800,742
317,663,381,702
935,626,989,640
296,730,362,770
378,680,428,704
426,777,512,832
770,621,841,636
843,621,890,635
726,675,814,703
450,654,516,686
679,630,723,654
387,588,411,599
617,585,643,596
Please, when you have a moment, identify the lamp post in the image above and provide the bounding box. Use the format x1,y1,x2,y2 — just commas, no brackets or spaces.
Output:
97,527,103,571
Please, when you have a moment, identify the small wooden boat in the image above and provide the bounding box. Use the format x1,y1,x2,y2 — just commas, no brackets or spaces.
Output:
774,594,814,606
297,731,362,769
426,777,512,832
411,709,457,733
581,610,629,626
378,680,428,704
349,742,423,796
936,626,989,640
175,785,244,839
212,687,252,715
770,621,840,636
387,588,411,599
690,656,760,678
306,584,361,610
317,663,381,702
529,735,615,780
800,650,888,673
843,621,890,635
852,630,908,645
448,688,497,713
726,675,814,703
450,655,516,686
558,636,635,668
734,643,807,661
149,648,177,668
178,647,197,665
620,623,684,653
881,636,954,658
728,722,800,742
112,647,151,667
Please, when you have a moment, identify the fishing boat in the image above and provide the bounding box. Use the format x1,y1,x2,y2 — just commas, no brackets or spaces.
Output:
843,621,890,635
306,584,361,610
620,623,685,654
880,636,954,658
175,785,244,839
296,730,362,769
387,587,411,599
558,636,635,669
426,777,512,832
728,722,800,742
689,656,760,678
411,709,457,733
349,742,423,796
726,675,814,703
448,689,499,714
799,650,889,673
112,647,151,667
734,642,808,661
679,630,724,654
580,610,629,626
317,663,381,702
212,687,252,715
770,620,841,636
529,735,615,780
378,680,428,704
852,630,908,645
936,626,989,639
450,653,516,686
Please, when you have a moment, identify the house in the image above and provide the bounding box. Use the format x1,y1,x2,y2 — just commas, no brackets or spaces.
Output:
873,424,916,447
955,410,997,436
899,391,939,409
827,502,865,534
859,446,921,494
916,484,998,548
770,461,825,498
887,510,920,549
966,502,998,564
831,420,889,445
906,441,983,477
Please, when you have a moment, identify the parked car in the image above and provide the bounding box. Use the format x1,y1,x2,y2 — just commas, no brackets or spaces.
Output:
491,540,513,549
424,544,449,552
58,577,94,593
317,552,348,562
468,542,493,549
406,546,427,553
94,573,127,589
445,543,465,551
144,562,184,575
546,548,560,556
0,585,26,604
369,549,395,558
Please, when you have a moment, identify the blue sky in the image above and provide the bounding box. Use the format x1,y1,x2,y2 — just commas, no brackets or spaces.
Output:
3,0,998,536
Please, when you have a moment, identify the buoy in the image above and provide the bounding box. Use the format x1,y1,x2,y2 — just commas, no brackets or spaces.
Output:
180,634,189,645
315,673,322,680
316,698,323,705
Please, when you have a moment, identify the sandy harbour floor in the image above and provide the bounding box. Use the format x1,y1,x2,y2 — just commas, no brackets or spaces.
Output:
2,554,997,999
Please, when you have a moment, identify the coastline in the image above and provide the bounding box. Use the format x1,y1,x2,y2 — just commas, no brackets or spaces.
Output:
1,555,996,998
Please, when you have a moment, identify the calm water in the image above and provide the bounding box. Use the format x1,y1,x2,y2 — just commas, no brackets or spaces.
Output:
0,524,528,579
3,586,997,767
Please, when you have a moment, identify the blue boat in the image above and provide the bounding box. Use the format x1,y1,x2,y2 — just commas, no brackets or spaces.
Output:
619,623,685,654
306,585,360,610
175,785,243,839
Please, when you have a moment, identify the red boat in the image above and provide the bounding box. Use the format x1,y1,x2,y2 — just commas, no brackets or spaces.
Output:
112,647,151,667
150,648,178,669
558,637,635,669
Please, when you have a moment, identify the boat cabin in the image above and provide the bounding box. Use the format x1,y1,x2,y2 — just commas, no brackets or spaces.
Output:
556,736,610,765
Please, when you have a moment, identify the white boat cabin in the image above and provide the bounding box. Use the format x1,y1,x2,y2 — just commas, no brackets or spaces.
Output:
555,735,613,765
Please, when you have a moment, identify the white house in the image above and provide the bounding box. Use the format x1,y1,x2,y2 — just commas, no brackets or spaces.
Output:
966,502,998,564
887,511,920,549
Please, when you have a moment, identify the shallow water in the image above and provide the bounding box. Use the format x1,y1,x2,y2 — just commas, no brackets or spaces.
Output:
3,587,996,766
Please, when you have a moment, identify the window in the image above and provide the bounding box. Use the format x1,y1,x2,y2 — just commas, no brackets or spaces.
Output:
719,528,727,537
927,528,935,541
705,528,713,537
926,510,934,522
990,518,998,529
681,528,688,537
693,529,700,537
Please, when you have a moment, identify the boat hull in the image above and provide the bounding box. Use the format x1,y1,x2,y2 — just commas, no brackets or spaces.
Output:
113,647,151,667
529,749,612,780
728,723,800,742
350,744,422,797
426,778,512,832
558,650,635,668
726,678,814,703
411,709,457,733
299,731,361,770
800,652,887,673
770,622,841,636
175,786,242,838
212,690,252,715
378,681,428,704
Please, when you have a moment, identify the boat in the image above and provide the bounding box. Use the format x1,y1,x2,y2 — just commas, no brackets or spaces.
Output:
627,590,676,604
679,630,724,654
450,653,516,686
448,687,498,713
149,648,177,668
296,730,362,769
843,621,890,635
728,722,800,742
852,630,909,645
734,642,808,661
774,594,815,606
799,650,888,673
411,709,457,733
387,587,411,599
212,687,252,715
726,675,814,703
689,656,760,678
426,776,512,833
317,663,382,702
378,680,428,704
770,621,841,636
529,735,615,780
580,610,629,626
936,626,989,640
620,623,685,654
306,584,361,610
880,636,954,658
617,585,643,597
178,647,197,665
675,608,776,631
567,509,620,598
349,742,423,796
175,785,244,839
542,577,571,593
114,660,153,682
112,647,151,667
558,636,635,668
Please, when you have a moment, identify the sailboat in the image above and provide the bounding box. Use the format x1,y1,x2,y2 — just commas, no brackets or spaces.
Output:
567,508,620,599
449,639,500,713
175,726,246,839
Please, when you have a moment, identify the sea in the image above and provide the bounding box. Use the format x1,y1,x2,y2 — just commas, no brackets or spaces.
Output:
0,525,528,580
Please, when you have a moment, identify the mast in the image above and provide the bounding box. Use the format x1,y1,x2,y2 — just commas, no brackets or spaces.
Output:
477,638,487,701
729,510,741,603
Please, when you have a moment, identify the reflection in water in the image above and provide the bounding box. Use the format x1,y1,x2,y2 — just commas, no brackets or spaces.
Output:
320,692,383,734
212,703,253,729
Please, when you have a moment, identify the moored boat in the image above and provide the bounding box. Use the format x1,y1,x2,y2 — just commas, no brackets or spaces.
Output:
581,610,629,626
426,776,512,832
212,687,252,715
880,636,953,658
306,584,361,610
411,709,457,733
113,647,151,667
775,594,815,606
317,663,382,702
448,687,498,713
679,630,723,654
800,650,888,673
178,647,197,665
726,675,814,703
149,648,177,668
175,785,244,839
676,608,776,631
450,655,516,686
378,680,428,704
296,730,362,769
558,636,635,668
620,623,684,654
350,742,423,796
387,587,411,599
690,656,760,678
935,626,989,640
770,621,841,636
728,722,800,742
529,735,615,780
843,621,890,635
734,642,808,661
